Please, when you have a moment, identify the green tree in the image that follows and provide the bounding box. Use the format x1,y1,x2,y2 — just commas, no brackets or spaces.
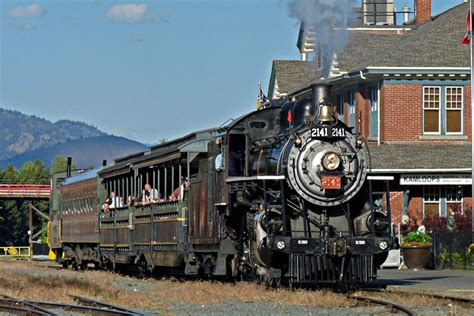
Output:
50,155,76,174
18,161,50,184
0,162,50,246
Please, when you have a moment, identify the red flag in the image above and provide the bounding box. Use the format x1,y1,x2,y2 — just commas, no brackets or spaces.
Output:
461,11,473,45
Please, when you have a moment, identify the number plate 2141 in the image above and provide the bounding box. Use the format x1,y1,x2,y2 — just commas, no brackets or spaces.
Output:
311,127,345,138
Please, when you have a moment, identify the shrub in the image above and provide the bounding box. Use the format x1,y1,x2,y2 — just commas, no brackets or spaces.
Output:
401,231,432,247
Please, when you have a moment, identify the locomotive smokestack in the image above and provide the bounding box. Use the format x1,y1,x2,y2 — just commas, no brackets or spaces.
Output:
311,83,330,112
66,157,72,178
311,83,329,106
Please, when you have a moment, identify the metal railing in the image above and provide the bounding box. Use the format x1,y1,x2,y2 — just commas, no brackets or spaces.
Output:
431,231,473,270
0,184,50,198
0,246,31,260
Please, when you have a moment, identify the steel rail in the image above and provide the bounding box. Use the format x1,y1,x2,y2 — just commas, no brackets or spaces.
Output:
351,294,417,316
3,294,140,315
24,300,139,315
0,303,50,315
363,288,474,305
69,294,143,315
0,297,55,315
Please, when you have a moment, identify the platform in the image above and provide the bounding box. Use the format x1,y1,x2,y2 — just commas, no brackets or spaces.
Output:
375,269,474,294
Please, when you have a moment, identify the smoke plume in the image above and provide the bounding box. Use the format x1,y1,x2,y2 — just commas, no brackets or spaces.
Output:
288,0,356,77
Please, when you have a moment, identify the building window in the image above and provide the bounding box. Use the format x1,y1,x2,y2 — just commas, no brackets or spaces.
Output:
423,186,440,218
349,91,356,128
423,86,464,135
423,185,464,218
445,186,463,216
369,87,378,138
423,86,441,134
445,87,463,134
337,95,344,121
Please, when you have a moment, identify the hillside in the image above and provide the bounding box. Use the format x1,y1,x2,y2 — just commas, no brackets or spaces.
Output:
0,108,106,160
0,135,148,169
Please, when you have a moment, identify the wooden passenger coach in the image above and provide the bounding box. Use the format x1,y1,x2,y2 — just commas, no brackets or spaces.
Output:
95,128,228,272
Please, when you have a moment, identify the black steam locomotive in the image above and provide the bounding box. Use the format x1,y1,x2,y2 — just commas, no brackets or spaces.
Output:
49,84,397,286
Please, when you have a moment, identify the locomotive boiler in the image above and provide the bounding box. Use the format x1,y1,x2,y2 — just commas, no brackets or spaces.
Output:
49,83,397,287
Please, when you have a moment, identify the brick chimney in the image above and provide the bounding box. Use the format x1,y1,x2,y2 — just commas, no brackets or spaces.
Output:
415,0,432,25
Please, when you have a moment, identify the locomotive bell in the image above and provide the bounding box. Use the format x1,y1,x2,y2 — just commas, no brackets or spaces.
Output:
317,103,336,123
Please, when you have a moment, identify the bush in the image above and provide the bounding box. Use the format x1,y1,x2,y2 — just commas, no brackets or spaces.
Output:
401,231,432,247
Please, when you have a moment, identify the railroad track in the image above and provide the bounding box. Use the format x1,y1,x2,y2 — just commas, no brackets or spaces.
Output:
363,288,474,306
0,294,143,315
350,294,417,315
350,288,474,315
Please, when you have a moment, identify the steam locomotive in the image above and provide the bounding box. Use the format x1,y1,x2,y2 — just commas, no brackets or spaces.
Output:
49,83,397,286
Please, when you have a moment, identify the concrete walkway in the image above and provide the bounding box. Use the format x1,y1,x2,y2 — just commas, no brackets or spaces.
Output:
375,269,474,294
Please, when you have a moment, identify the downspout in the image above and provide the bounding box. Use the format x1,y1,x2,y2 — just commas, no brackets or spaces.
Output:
377,81,381,145
403,190,411,217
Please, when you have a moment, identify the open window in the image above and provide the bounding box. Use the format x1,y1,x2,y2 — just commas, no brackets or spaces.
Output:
228,133,247,177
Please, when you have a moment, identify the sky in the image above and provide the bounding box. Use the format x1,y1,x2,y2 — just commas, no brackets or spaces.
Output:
0,0,466,144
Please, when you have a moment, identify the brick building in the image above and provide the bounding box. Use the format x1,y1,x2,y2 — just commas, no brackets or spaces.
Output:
267,0,472,226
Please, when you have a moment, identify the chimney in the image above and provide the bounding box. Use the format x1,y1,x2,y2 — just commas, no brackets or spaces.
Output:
311,83,330,114
66,157,72,178
415,0,431,25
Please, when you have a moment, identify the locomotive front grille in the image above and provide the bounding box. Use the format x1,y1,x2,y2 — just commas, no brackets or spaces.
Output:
288,254,376,284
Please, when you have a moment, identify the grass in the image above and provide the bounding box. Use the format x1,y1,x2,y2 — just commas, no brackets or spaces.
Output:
0,260,471,314
0,261,351,311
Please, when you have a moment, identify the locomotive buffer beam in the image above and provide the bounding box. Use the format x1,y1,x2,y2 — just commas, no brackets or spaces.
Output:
266,235,395,257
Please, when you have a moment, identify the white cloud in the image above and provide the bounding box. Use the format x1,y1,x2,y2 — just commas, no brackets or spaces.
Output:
7,4,45,19
106,4,154,23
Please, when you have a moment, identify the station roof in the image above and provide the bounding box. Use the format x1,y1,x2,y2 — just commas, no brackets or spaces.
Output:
269,60,318,96
361,3,470,69
62,168,102,186
369,144,472,172
278,2,470,97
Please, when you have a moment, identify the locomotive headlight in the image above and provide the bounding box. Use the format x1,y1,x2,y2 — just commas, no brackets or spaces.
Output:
276,240,286,250
378,241,388,250
322,152,341,171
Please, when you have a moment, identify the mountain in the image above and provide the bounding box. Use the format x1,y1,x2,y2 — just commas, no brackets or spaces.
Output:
53,119,105,139
0,108,106,160
0,135,148,169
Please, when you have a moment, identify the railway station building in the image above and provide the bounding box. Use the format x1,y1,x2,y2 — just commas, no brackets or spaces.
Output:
267,0,472,226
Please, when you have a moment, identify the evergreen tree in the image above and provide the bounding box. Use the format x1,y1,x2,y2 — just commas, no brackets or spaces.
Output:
50,155,76,174
0,161,51,246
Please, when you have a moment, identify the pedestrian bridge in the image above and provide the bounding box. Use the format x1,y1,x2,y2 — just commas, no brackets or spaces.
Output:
0,184,50,199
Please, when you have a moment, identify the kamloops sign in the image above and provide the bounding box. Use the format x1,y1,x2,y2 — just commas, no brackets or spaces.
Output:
400,174,472,185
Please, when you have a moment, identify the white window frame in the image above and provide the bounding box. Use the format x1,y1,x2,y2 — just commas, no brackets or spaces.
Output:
348,91,356,128
444,86,464,135
445,186,464,215
423,86,441,135
423,186,441,218
337,95,345,121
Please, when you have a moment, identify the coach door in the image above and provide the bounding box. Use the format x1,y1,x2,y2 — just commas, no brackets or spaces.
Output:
189,156,220,245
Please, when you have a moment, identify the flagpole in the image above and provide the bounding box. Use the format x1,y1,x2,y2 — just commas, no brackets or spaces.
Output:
471,0,473,238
